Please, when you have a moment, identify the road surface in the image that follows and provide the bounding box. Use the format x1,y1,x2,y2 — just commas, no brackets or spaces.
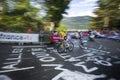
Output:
0,38,120,80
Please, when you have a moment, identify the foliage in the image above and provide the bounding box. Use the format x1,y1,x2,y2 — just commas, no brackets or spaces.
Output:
0,0,72,32
0,0,43,33
43,0,72,28
90,0,120,29
55,24,68,31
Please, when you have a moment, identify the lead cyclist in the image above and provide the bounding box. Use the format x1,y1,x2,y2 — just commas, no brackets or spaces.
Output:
57,32,74,53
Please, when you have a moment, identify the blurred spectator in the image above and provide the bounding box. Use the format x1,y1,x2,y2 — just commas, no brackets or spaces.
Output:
79,31,83,39
113,31,119,36
27,28,32,33
5,28,13,32
53,31,59,36
39,29,45,42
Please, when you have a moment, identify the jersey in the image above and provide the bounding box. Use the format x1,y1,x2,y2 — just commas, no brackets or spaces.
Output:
59,31,66,39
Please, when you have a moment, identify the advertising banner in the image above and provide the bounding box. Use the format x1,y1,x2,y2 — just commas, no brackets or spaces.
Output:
0,32,39,43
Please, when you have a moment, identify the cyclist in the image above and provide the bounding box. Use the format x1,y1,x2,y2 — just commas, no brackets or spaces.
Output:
56,31,74,53
58,31,68,48
59,31,73,48
59,31,67,40
79,31,83,40
79,31,87,49
66,32,72,42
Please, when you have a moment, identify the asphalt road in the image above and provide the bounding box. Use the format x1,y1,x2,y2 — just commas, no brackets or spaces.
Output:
0,38,120,80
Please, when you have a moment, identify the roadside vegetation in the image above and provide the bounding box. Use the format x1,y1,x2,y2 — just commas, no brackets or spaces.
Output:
90,0,120,30
0,0,120,32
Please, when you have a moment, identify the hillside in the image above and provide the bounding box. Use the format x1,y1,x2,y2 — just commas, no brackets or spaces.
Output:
60,16,91,30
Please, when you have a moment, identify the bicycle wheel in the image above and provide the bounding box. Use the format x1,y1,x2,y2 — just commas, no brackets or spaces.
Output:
56,43,65,53
68,41,74,51
79,39,87,49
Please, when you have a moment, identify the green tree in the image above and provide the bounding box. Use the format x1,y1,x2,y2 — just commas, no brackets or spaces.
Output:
43,0,71,28
0,0,72,32
0,0,9,13
56,24,68,31
90,0,120,29
0,0,43,32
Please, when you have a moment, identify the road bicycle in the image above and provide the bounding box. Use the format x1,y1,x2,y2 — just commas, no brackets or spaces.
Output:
89,34,95,41
79,38,88,49
56,40,74,53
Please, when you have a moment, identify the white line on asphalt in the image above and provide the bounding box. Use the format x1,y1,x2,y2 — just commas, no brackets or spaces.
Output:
41,64,62,67
54,52,66,59
12,45,46,48
9,54,19,56
62,55,71,58
3,62,18,64
47,47,54,50
60,53,68,56
88,48,110,53
95,40,104,49
98,45,103,49
0,66,34,73
6,58,20,60
52,50,58,53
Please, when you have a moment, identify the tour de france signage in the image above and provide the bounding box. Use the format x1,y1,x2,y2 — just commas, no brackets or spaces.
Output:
0,32,39,43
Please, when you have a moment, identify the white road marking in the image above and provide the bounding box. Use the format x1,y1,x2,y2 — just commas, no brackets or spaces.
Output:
6,58,20,60
0,67,34,73
88,48,110,54
9,54,19,56
60,53,69,56
3,62,18,64
41,64,106,80
47,47,54,50
62,55,71,58
98,45,103,49
54,52,66,59
51,50,57,53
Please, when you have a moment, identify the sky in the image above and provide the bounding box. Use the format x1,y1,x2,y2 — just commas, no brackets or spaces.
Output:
63,0,98,17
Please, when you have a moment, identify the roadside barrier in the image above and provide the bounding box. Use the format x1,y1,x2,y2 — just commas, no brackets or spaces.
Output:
0,32,51,46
